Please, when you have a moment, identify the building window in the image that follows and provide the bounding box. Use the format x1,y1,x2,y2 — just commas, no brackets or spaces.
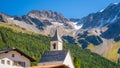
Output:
1,60,5,64
53,43,56,49
13,61,25,67
7,60,10,65
12,54,15,57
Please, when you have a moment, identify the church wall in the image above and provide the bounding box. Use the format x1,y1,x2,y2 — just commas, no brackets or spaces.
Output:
58,42,62,50
50,41,62,51
63,51,75,68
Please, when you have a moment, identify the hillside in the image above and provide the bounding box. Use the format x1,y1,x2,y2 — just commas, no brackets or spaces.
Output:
87,40,120,62
0,25,120,68
0,22,36,34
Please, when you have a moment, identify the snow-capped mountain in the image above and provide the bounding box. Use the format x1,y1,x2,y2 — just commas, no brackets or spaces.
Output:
70,2,120,29
64,3,120,61
67,2,120,48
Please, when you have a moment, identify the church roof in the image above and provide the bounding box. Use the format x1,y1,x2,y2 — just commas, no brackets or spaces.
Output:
0,48,35,62
39,50,68,63
51,29,62,42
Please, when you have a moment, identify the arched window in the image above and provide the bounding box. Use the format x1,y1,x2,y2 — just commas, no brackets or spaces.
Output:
53,43,56,49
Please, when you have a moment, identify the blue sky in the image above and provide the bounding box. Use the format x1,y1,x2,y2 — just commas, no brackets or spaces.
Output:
0,0,120,18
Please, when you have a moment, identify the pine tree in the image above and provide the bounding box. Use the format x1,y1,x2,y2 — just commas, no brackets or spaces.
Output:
74,57,80,68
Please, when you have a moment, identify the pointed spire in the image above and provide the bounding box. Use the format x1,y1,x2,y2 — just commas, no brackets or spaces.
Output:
51,29,62,42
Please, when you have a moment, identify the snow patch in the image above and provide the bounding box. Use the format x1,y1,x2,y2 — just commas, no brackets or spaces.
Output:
106,18,111,23
73,22,83,29
113,2,119,5
9,18,14,20
111,15,117,23
99,19,104,27
99,9,104,12
51,22,64,26
106,16,117,23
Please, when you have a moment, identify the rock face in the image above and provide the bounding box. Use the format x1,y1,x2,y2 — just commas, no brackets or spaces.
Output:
70,2,120,29
69,2,120,47
0,10,75,36
101,21,120,41
28,10,69,23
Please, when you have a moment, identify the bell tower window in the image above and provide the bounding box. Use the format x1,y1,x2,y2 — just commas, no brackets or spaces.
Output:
53,43,56,49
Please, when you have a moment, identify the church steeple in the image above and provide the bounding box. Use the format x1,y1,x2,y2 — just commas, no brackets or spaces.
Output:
50,29,63,51
51,29,62,42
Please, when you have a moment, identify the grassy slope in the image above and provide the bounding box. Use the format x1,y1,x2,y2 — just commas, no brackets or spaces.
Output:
107,42,120,62
0,22,120,68
87,41,120,62
0,22,36,34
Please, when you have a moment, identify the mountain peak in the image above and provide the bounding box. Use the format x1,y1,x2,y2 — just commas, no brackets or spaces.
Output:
28,10,64,18
28,10,69,23
98,2,120,13
71,2,120,29
107,2,120,8
28,10,55,16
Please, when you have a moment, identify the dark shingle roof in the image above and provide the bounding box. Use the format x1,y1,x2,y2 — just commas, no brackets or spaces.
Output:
39,50,68,63
0,48,35,62
51,29,62,42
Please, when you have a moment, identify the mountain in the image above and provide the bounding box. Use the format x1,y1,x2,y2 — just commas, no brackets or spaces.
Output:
0,10,75,36
68,2,120,62
101,20,120,41
70,2,120,45
70,2,120,42
1,2,120,63
0,25,120,68
70,2,120,29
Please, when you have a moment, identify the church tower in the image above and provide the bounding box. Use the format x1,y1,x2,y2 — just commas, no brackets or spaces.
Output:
50,29,62,51
39,29,75,68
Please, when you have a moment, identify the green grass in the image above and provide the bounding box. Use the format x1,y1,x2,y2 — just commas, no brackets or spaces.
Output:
0,22,37,35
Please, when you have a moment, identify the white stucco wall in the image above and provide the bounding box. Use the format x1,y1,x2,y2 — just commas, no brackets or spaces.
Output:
58,42,62,50
50,41,62,51
63,51,75,68
0,51,30,68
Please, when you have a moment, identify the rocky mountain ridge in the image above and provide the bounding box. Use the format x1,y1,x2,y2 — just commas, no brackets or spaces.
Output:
70,2,120,29
68,2,120,62
0,10,75,36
